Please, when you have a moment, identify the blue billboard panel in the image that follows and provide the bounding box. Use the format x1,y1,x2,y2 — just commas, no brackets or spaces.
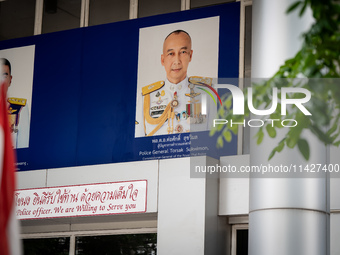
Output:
0,2,240,171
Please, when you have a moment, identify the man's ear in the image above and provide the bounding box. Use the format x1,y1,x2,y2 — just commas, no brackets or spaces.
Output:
161,54,165,66
189,50,193,62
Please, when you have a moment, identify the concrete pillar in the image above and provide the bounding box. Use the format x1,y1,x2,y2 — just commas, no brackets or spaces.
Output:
249,1,329,255
157,156,226,255
330,146,340,255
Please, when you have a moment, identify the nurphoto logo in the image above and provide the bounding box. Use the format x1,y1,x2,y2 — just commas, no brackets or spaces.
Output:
213,84,311,128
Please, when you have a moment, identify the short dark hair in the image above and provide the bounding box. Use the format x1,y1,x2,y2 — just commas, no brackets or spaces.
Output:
1,58,11,74
164,29,191,42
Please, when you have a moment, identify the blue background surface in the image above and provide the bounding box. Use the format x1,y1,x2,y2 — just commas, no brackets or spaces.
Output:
0,2,240,171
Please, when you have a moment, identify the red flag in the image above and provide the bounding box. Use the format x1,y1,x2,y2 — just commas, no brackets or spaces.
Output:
0,82,17,255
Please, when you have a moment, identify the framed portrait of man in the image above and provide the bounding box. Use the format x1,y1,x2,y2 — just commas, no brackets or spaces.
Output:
135,16,220,138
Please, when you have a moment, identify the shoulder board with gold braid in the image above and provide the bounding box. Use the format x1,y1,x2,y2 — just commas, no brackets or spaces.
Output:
142,81,165,96
8,97,27,106
188,76,212,86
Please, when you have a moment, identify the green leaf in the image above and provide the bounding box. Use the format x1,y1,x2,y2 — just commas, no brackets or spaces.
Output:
268,149,276,160
276,141,285,152
217,123,224,131
217,136,224,148
223,130,232,142
299,1,308,17
297,138,310,160
266,124,277,138
286,136,298,149
286,1,302,14
257,129,264,145
218,107,225,117
310,124,333,144
326,116,340,136
225,96,232,110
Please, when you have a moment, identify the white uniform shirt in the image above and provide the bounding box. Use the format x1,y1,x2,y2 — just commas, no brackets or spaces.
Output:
138,77,215,137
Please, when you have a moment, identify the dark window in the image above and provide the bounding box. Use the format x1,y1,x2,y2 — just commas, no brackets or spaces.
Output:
0,0,35,41
89,0,130,26
76,233,157,255
191,0,235,9
23,237,70,255
42,0,81,34
236,229,248,255
138,0,181,18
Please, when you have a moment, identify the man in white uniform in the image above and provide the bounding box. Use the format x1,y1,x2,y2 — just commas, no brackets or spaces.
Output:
1,58,29,148
137,30,216,137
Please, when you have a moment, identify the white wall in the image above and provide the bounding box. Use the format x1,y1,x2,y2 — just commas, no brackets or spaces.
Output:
157,156,225,255
219,155,249,216
17,160,159,213
17,160,159,234
18,156,228,255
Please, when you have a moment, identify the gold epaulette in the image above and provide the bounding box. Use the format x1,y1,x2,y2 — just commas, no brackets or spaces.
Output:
189,76,213,86
7,97,27,106
142,81,165,96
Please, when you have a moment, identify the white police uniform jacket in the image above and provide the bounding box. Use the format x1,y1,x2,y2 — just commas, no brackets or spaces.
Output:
138,76,216,137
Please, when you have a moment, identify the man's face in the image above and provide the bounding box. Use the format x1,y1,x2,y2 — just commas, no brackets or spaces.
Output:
161,32,193,84
2,65,12,93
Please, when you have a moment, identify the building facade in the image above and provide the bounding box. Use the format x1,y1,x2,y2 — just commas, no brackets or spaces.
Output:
1,0,339,254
